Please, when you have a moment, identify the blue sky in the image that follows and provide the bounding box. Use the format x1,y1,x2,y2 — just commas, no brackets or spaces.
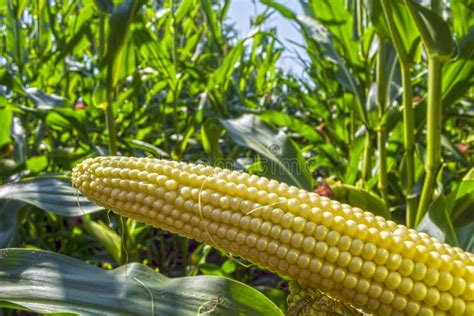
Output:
227,0,307,74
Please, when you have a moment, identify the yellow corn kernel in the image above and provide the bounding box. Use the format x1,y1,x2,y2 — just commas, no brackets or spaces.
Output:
437,271,454,292
405,301,421,314
399,277,414,295
418,306,434,316
385,271,402,290
424,268,440,286
437,292,453,311
450,297,465,314
466,302,474,315
361,261,377,279
72,157,474,315
412,262,428,281
425,287,441,306
392,295,408,311
450,277,467,297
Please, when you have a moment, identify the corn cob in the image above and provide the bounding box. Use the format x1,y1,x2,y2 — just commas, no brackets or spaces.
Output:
72,156,474,315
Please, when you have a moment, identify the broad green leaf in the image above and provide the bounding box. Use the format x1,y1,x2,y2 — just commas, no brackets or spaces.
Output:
53,22,92,64
369,0,420,63
125,139,170,158
207,42,244,90
0,249,283,316
0,160,24,181
0,177,103,216
92,80,108,109
0,200,22,248
12,0,28,19
175,0,194,23
25,88,69,109
221,260,238,275
107,0,137,56
262,0,355,71
384,42,403,104
456,169,474,199
45,108,92,146
0,69,26,96
198,263,225,277
220,114,313,190
457,222,474,253
25,156,48,173
450,169,474,221
0,104,12,148
94,0,114,13
366,42,399,127
406,1,454,61
34,0,52,55
417,194,459,246
82,216,122,264
344,135,365,185
417,167,458,244
260,0,297,20
440,135,466,164
106,0,138,90
72,2,95,33
201,0,224,52
331,183,391,219
451,0,474,39
201,118,223,164
306,0,360,66
171,122,196,160
442,29,474,109
48,108,86,128
11,117,26,163
367,0,390,38
380,105,404,133
450,196,474,228
297,16,368,125
258,110,323,143
6,3,26,65
132,22,177,87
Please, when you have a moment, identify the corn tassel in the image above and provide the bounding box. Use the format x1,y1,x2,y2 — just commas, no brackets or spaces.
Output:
72,156,474,315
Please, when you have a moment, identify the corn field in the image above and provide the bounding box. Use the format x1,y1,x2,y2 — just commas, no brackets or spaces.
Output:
0,0,473,315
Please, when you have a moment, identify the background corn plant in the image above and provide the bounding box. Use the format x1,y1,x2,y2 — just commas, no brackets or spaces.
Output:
0,0,473,314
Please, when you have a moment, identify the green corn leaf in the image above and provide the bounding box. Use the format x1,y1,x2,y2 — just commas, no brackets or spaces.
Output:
417,167,459,245
418,194,459,246
0,177,103,216
221,114,313,191
258,110,324,143
94,0,114,13
442,29,474,109
0,69,26,96
175,0,194,24
297,16,368,125
201,0,224,53
0,104,12,148
0,200,21,248
201,118,224,164
331,183,391,219
207,42,244,91
25,88,69,109
369,0,420,64
106,0,138,91
0,249,283,316
82,216,123,264
405,1,454,61
457,222,474,253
